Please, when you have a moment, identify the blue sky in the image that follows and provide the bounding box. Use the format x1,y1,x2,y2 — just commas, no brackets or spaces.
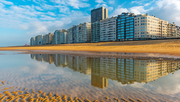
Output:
0,0,180,46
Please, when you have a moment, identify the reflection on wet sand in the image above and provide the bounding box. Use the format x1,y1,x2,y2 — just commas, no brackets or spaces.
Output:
31,54,180,89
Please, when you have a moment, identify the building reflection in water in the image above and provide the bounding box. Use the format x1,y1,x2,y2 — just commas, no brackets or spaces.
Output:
30,54,180,89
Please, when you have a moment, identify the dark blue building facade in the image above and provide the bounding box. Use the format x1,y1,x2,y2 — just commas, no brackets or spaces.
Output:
117,13,135,41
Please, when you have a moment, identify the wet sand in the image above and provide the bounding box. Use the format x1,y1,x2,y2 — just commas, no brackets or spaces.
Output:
0,80,140,102
1,39,180,57
0,79,174,102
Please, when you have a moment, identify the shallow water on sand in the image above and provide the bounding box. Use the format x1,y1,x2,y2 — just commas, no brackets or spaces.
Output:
0,52,180,102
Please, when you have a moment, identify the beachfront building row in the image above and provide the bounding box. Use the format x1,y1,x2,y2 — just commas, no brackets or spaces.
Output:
30,22,92,45
30,33,54,45
30,7,180,45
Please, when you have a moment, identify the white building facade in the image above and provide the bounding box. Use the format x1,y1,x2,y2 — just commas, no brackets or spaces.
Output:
30,37,35,45
77,22,91,43
60,30,68,44
54,30,61,44
35,35,43,45
134,14,168,40
100,17,117,42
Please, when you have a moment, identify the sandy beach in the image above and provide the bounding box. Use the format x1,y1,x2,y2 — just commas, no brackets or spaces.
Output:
1,39,180,56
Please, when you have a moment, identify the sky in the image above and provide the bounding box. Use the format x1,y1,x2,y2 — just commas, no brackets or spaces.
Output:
0,0,180,46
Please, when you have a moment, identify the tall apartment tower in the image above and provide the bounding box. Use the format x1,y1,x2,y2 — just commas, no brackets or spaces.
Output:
116,13,135,41
91,7,108,23
91,7,108,42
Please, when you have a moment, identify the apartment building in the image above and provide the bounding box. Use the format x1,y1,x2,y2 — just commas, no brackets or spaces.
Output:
54,29,67,44
167,23,180,38
100,17,117,42
30,37,35,45
73,26,78,43
91,7,108,23
134,14,168,40
67,26,76,44
76,22,91,43
91,22,100,42
35,35,43,45
116,13,135,41
91,7,108,42
60,29,68,44
67,23,91,43
44,33,53,45
39,35,44,45
54,30,61,44
176,26,180,37
35,36,38,45
42,33,54,45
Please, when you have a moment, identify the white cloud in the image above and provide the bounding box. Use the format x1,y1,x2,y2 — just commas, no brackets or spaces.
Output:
144,3,150,6
50,0,66,4
129,6,147,14
95,0,105,4
32,0,46,4
32,0,38,3
47,12,56,16
0,0,90,37
147,71,180,95
58,6,70,13
35,6,43,11
110,1,154,17
40,3,55,10
95,4,113,11
95,0,114,11
109,0,115,4
149,0,180,25
40,15,56,20
50,0,90,9
131,0,142,4
2,0,180,42
110,6,128,17
67,0,90,9
0,0,13,5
